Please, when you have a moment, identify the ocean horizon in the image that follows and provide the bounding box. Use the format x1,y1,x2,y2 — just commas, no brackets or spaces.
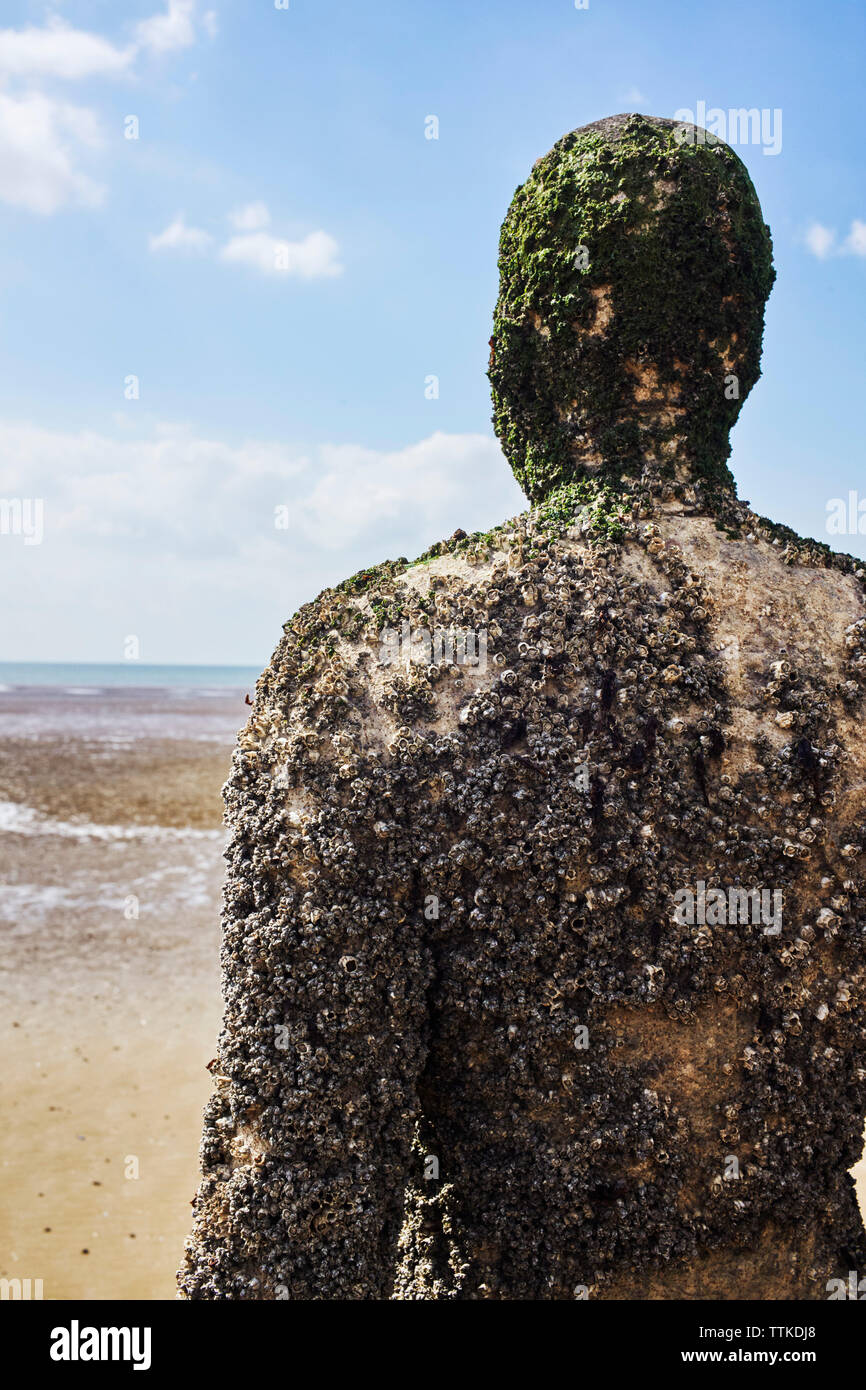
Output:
0,661,262,690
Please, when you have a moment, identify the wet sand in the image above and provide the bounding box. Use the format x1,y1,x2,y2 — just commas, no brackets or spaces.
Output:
3,1000,220,1300
0,686,244,1300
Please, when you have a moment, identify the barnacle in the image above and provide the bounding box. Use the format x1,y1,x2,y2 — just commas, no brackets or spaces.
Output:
181,114,866,1305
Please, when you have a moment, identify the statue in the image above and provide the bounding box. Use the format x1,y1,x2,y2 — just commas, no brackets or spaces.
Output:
179,114,866,1300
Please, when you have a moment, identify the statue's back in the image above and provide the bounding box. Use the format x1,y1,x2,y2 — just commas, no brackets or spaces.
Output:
180,114,866,1300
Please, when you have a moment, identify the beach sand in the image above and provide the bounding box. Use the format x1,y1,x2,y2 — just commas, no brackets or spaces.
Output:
3,998,219,1300
1,682,865,1300
0,686,239,1300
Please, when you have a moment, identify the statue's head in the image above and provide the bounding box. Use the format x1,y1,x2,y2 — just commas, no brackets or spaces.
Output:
489,113,775,504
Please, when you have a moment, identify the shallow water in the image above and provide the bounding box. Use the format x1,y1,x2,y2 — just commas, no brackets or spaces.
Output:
0,680,251,743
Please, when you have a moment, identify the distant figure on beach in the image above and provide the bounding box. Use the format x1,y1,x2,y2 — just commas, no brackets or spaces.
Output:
180,114,866,1300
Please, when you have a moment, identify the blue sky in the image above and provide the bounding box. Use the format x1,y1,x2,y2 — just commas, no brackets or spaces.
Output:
0,0,864,664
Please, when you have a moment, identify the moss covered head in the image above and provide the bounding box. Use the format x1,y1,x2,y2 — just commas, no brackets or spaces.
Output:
489,113,775,504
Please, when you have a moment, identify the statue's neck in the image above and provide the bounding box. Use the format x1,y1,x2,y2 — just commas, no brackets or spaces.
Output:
568,414,737,502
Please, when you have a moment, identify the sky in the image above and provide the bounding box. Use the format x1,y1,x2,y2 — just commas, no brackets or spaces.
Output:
0,0,864,665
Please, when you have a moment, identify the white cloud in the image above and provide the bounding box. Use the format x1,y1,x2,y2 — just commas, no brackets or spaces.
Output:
0,19,133,79
0,91,104,213
0,4,214,78
150,207,343,279
149,214,212,252
0,4,218,215
219,229,343,278
623,87,648,106
0,420,525,662
806,220,866,260
229,201,271,231
805,223,835,260
295,432,514,549
135,0,198,56
0,422,520,554
0,420,308,552
844,220,866,256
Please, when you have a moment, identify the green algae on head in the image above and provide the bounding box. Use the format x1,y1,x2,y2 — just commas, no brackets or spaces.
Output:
489,113,776,505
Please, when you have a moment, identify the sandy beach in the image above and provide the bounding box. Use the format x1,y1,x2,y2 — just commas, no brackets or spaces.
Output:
0,682,245,1300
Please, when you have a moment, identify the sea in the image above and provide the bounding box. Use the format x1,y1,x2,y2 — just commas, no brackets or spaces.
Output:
0,663,262,742
0,663,249,941
0,661,261,690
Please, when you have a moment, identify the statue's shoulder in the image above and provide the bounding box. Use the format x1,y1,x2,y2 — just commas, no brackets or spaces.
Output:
235,486,632,771
231,485,866,823
647,501,866,715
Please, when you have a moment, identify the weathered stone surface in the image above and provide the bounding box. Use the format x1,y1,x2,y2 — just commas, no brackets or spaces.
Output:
179,115,866,1300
